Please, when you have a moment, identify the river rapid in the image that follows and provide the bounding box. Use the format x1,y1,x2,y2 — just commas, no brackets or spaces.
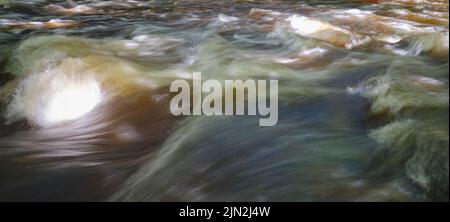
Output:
0,0,448,201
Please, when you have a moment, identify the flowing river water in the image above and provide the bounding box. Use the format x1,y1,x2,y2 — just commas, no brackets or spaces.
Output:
0,0,448,201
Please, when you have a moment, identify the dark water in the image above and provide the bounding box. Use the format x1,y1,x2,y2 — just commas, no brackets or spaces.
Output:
0,0,448,201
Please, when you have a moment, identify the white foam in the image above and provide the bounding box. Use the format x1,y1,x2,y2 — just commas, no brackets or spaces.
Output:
218,14,239,23
289,15,330,36
414,76,444,86
273,58,299,64
377,35,403,44
300,47,327,56
5,58,103,127
45,78,101,124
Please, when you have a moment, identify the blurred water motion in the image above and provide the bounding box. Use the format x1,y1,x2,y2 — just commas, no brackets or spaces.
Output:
0,0,448,201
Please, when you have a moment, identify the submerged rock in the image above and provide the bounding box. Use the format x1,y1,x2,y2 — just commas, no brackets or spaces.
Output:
405,126,449,201
369,118,449,201
350,57,449,201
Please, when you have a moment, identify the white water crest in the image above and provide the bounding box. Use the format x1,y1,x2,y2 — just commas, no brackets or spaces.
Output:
5,58,103,127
